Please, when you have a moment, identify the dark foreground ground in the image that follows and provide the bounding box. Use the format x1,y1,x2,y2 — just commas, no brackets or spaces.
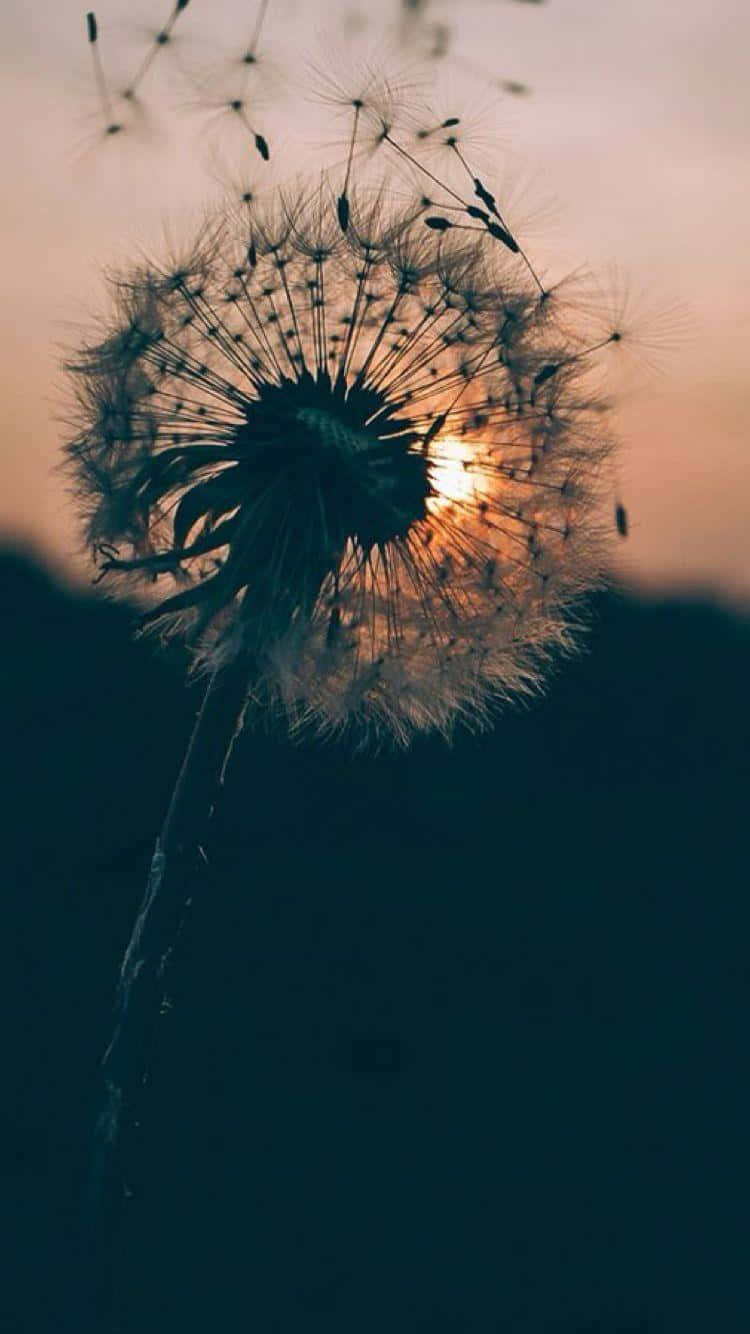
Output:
3,545,749,1333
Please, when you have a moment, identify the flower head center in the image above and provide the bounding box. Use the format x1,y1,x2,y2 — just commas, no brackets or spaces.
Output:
229,373,431,604
294,405,379,457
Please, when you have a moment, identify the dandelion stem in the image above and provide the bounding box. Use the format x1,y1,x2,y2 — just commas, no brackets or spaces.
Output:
88,654,250,1327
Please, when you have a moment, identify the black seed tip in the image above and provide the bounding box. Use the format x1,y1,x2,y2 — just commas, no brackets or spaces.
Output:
615,503,628,538
337,194,350,233
487,221,520,253
533,363,559,387
326,606,341,647
424,413,448,447
247,241,257,268
255,134,270,161
425,216,453,232
474,178,499,218
86,11,97,42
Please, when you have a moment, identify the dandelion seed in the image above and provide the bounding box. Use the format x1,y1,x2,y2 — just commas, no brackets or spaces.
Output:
580,271,694,381
389,0,539,92
184,0,281,127
500,79,530,96
337,97,365,232
85,10,124,139
427,23,451,60
187,90,272,161
311,64,423,232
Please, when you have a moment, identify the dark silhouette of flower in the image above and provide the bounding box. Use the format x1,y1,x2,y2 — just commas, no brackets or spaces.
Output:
65,179,614,742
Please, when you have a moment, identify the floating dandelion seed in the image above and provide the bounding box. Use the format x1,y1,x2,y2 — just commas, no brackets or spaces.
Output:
344,0,538,94
80,9,155,152
178,0,279,157
79,1,195,156
85,11,123,138
66,180,613,743
580,269,694,381
181,84,272,160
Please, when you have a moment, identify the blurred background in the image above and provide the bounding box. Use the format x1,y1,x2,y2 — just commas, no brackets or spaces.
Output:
1,0,749,603
2,3,749,1332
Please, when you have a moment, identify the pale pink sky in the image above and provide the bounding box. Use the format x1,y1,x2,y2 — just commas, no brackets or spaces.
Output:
1,0,748,602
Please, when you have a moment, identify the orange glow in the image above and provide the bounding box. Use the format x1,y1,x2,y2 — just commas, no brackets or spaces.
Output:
427,436,483,512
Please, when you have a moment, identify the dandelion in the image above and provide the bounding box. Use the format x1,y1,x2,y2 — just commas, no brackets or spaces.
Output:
67,166,617,1314
67,182,613,743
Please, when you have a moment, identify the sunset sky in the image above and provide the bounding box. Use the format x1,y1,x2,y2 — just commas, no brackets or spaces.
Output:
2,0,748,602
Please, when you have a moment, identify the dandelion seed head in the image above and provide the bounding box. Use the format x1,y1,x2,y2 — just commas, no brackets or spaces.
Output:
64,177,614,744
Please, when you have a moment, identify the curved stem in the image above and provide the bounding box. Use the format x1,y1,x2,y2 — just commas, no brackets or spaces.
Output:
88,655,251,1327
